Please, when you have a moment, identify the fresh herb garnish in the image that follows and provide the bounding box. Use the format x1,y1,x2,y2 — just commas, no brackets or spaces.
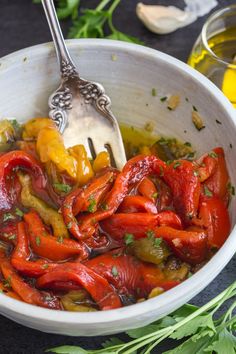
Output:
53,183,72,193
87,195,96,213
208,151,218,159
146,230,155,239
111,266,118,277
3,213,15,222
3,276,11,288
152,192,158,199
153,238,162,247
48,281,236,354
39,0,143,44
124,233,134,245
15,207,24,217
57,236,64,244
173,161,181,169
35,236,41,246
151,88,157,97
204,185,213,197
160,96,167,102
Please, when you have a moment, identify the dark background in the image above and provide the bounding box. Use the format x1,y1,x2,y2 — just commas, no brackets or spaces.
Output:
0,0,235,353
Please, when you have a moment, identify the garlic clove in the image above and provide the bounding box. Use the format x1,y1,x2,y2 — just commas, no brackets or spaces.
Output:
136,3,196,35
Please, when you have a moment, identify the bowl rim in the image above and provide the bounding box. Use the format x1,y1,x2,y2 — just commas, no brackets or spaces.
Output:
0,38,236,325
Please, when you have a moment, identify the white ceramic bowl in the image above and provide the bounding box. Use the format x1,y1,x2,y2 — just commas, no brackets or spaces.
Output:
0,39,235,336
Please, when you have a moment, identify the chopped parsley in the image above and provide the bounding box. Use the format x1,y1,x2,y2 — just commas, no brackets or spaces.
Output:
35,236,41,246
3,276,11,288
215,119,222,125
173,161,181,169
57,236,64,244
101,202,109,211
111,266,118,277
53,183,72,193
146,230,155,239
153,238,162,247
151,88,157,97
3,213,15,222
87,195,96,213
192,105,198,112
15,208,24,217
204,185,213,197
208,151,218,159
152,192,158,199
160,96,167,102
124,233,134,245
42,264,49,269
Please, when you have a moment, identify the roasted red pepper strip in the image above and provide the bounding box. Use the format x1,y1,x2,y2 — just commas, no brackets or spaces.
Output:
163,160,200,224
85,252,179,298
73,171,115,215
100,211,182,240
62,171,114,240
118,195,158,214
154,226,207,264
0,281,22,300
138,177,158,203
36,262,122,310
0,259,60,309
11,222,58,277
197,153,217,182
24,211,88,261
204,147,230,204
78,155,166,235
198,197,230,248
0,150,47,211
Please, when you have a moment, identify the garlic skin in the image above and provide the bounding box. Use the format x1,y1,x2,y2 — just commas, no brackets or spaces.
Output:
136,3,196,35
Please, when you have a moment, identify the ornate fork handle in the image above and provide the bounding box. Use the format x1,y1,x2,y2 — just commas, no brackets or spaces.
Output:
42,0,114,132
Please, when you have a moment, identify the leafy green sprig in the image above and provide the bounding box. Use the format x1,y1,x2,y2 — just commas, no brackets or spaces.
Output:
33,0,142,44
47,281,236,354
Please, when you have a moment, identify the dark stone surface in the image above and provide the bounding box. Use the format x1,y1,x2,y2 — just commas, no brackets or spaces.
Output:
0,0,235,353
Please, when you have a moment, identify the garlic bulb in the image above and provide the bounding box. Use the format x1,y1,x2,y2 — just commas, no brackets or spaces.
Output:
136,3,196,35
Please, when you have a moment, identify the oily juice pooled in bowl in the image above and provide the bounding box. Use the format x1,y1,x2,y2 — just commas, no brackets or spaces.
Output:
0,117,231,311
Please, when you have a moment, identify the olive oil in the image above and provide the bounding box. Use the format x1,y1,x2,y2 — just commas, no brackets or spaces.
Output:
188,27,236,107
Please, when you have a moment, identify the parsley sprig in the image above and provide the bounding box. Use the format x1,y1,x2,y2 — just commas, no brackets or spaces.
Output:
34,0,142,44
48,281,236,354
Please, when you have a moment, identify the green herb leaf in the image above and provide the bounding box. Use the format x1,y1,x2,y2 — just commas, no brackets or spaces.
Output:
111,266,118,277
46,346,89,353
15,207,24,217
151,88,157,97
106,30,143,44
87,196,96,213
204,185,213,197
124,233,134,245
53,183,72,193
35,236,41,246
3,213,15,222
153,238,162,247
57,0,80,20
160,96,167,102
173,161,181,169
208,151,218,158
102,337,125,348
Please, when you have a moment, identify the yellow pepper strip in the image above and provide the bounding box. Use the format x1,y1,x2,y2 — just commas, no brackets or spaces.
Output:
37,127,77,179
93,151,110,173
18,173,69,239
22,118,55,141
68,145,94,186
61,290,96,312
139,146,152,155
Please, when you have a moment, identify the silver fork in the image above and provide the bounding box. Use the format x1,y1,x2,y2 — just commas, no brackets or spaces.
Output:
41,0,126,169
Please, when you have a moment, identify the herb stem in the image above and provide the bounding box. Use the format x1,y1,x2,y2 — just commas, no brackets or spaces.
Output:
118,282,236,354
96,0,112,11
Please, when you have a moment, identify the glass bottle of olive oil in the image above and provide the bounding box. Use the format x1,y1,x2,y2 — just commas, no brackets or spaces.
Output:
188,6,236,108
